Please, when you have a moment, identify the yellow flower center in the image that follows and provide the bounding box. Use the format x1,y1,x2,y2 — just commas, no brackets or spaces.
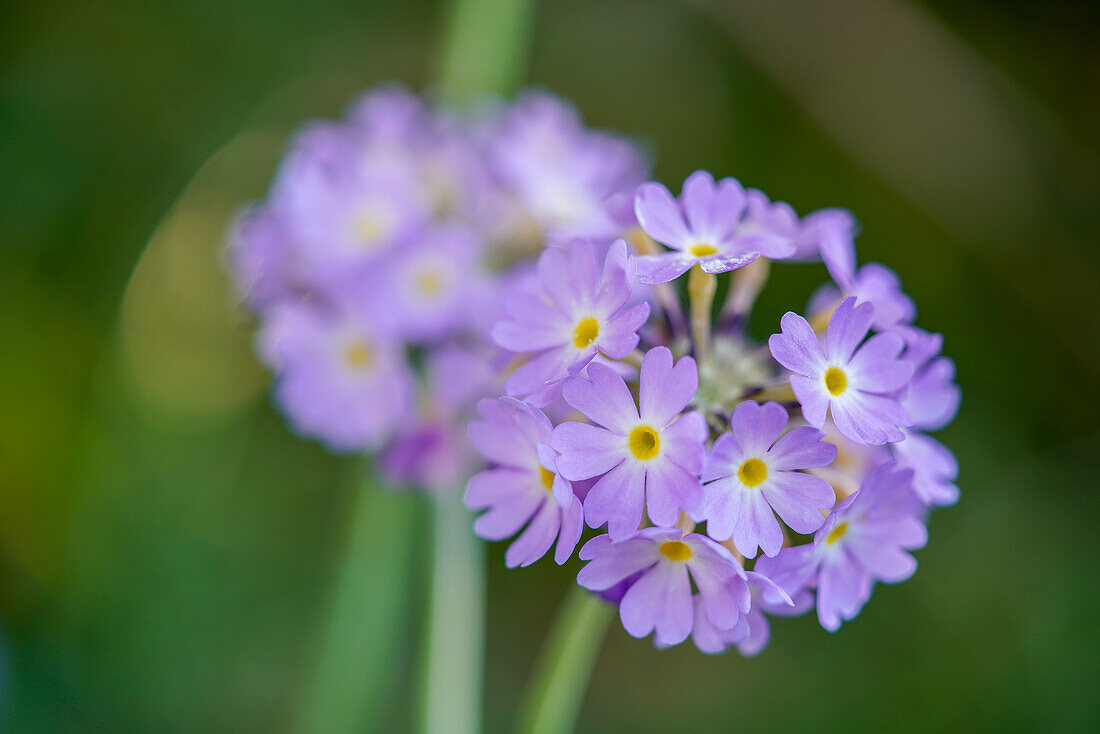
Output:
416,270,443,296
825,521,849,545
344,342,373,370
659,540,693,562
824,367,848,396
539,466,555,492
353,210,389,247
689,243,718,257
628,425,661,461
572,317,600,348
738,458,768,487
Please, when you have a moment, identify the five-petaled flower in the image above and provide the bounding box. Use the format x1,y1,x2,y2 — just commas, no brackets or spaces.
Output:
465,397,584,568
493,238,650,403
577,527,765,647
551,347,707,539
700,400,837,558
632,170,796,284
769,296,914,446
756,462,927,632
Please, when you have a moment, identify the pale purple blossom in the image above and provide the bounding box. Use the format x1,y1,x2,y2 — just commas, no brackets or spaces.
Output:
273,128,428,289
897,327,961,432
632,171,796,284
257,302,413,452
700,401,837,558
551,347,707,539
887,327,961,506
811,262,916,331
808,419,891,500
373,224,489,343
493,239,650,401
690,572,803,656
892,429,959,506
486,92,648,242
466,398,583,567
741,188,858,262
756,462,928,631
229,205,297,310
382,419,475,494
769,296,914,445
577,528,750,647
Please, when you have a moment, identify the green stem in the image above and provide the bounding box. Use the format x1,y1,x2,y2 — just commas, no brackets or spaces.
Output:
437,0,537,106
513,587,614,734
294,459,420,734
418,1,535,732
418,491,486,734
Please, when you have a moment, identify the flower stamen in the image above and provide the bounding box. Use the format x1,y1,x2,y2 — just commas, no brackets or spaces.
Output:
689,243,717,257
539,466,555,492
628,425,661,460
737,457,768,487
659,540,693,561
825,521,850,545
344,342,373,370
572,317,600,348
824,367,848,396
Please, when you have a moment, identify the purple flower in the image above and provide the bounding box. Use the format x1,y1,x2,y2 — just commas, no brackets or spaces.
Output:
811,262,916,332
425,345,503,412
632,171,796,284
486,92,648,242
465,398,583,567
756,462,927,631
258,302,413,452
346,85,429,138
229,206,298,310
577,527,750,646
735,578,813,657
700,401,837,558
690,572,803,656
769,296,914,445
892,430,959,506
896,327,961,432
551,347,707,539
382,419,475,493
741,188,858,263
884,328,961,506
273,126,428,289
371,224,490,343
790,204,859,262
493,239,650,401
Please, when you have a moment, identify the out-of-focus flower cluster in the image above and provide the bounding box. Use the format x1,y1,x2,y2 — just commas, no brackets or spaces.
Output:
231,85,960,657
229,86,648,490
469,169,960,654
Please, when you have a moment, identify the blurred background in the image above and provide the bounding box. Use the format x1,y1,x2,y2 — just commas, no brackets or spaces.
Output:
2,0,1098,731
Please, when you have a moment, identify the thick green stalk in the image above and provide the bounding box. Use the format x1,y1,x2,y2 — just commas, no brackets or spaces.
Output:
418,491,486,734
417,1,536,733
295,459,420,734
513,587,614,734
437,0,536,106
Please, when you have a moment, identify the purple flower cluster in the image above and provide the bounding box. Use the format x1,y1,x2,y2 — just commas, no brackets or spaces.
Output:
230,84,960,656
468,167,960,654
229,86,649,491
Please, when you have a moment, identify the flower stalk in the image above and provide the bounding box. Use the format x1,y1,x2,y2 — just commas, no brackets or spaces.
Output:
419,491,486,734
514,587,614,734
688,265,718,363
294,460,419,734
418,1,537,733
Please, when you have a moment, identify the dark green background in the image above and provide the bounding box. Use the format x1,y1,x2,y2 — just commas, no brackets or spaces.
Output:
2,0,1098,731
